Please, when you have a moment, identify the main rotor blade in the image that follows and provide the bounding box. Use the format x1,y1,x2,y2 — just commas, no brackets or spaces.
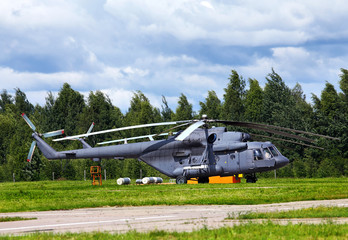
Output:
215,120,340,141
175,120,205,141
251,133,324,150
216,120,324,143
53,120,190,142
21,113,36,131
153,121,193,138
27,141,36,162
97,132,176,145
248,124,315,143
42,129,65,138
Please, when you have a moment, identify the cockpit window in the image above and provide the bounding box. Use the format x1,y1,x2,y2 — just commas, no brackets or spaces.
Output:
268,146,278,156
263,148,272,159
254,146,280,160
273,146,282,155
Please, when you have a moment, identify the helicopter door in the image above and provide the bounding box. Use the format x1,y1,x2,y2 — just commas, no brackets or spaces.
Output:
239,150,255,172
229,151,240,174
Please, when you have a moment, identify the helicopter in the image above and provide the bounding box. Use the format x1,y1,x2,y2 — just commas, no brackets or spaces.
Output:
22,113,339,184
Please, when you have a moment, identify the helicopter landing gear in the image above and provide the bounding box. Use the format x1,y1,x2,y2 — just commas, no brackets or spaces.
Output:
198,176,209,184
245,174,257,183
176,175,187,184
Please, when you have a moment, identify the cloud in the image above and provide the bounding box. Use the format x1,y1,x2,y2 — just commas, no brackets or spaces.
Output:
0,52,229,112
103,0,348,46
237,46,344,97
200,1,214,10
1,0,348,113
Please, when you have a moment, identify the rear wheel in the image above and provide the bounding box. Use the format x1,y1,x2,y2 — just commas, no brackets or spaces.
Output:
176,176,187,184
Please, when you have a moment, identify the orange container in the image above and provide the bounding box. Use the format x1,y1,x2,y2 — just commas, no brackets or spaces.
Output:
209,176,241,184
187,178,198,184
187,175,242,184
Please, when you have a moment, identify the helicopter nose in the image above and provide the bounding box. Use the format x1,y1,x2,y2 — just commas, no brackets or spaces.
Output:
275,156,289,168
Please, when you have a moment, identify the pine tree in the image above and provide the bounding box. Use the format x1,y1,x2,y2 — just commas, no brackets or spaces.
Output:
161,96,173,122
199,90,221,119
14,88,34,114
52,83,85,135
0,90,13,113
262,69,295,127
244,78,263,122
172,93,194,120
222,70,246,120
320,82,341,120
79,90,123,144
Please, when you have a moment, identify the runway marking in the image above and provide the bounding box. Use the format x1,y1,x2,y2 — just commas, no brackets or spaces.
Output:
0,215,175,232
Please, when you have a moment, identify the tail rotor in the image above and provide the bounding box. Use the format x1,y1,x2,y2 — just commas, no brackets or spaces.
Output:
22,113,65,162
22,113,36,131
27,140,37,162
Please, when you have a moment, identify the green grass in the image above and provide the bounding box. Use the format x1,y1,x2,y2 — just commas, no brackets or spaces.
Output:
0,217,36,222
0,178,347,213
228,206,348,219
1,222,347,239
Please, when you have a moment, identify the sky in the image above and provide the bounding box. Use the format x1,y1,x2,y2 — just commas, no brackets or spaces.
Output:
1,0,347,113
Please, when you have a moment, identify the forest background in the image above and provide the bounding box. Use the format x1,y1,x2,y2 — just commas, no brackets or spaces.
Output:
0,68,347,182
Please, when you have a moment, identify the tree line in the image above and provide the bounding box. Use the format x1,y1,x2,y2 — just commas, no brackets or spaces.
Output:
0,68,347,181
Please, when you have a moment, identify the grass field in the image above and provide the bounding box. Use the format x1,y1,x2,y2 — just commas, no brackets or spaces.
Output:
1,222,347,239
227,206,348,219
0,178,347,213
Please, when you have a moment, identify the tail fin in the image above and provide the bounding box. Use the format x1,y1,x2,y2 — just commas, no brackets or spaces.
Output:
32,133,59,159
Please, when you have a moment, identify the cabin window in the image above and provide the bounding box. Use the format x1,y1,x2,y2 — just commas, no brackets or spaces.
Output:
253,149,263,160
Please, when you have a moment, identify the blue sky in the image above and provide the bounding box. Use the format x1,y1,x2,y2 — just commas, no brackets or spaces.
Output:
1,0,347,113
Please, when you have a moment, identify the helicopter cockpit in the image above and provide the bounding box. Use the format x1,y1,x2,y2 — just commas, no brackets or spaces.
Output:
253,145,280,160
252,143,289,169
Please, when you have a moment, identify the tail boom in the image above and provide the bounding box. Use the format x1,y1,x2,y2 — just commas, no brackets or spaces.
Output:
32,133,59,159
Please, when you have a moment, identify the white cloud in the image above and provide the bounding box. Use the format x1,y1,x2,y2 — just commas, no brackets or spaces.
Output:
103,0,348,46
1,0,348,113
0,0,91,30
237,47,344,98
98,88,134,113
200,1,214,10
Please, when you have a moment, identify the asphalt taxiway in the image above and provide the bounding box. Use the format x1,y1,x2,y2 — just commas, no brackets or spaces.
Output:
0,199,347,235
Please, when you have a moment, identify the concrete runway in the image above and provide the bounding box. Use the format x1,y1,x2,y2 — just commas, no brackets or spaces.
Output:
0,199,347,235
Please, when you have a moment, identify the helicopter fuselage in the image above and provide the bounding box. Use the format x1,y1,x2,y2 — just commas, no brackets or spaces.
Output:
33,127,289,181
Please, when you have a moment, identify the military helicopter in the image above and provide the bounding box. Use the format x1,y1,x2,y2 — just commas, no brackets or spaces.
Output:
22,113,338,184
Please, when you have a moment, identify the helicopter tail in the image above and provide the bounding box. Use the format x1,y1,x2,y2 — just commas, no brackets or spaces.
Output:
32,132,59,160
22,113,63,162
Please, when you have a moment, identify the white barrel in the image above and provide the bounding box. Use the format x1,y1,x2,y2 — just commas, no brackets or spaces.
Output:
117,177,131,185
135,179,143,184
154,177,163,183
142,177,163,184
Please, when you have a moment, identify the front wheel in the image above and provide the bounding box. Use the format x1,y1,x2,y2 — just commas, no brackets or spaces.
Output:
176,175,187,184
246,176,257,183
